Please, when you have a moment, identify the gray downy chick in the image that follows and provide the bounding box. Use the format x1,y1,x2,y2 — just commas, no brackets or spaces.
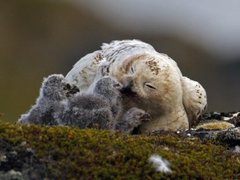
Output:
18,74,79,125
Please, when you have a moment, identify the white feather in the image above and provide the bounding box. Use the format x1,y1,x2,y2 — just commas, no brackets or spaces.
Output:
149,154,172,173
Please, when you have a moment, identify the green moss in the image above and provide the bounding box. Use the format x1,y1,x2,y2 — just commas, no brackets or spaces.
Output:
0,122,239,179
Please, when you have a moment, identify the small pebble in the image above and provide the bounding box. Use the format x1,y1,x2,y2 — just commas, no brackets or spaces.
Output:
212,112,221,120
0,155,7,162
9,151,17,156
20,141,27,146
8,170,21,175
26,148,33,153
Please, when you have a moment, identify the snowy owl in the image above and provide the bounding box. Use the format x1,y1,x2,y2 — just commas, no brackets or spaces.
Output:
19,74,150,133
65,40,207,133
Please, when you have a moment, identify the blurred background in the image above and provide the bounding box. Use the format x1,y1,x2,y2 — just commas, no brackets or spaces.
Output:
1,0,240,122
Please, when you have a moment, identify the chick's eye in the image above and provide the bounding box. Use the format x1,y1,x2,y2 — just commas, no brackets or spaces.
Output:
63,84,71,90
145,83,156,90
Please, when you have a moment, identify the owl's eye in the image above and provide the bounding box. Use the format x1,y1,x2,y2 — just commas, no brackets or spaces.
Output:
144,83,157,90
130,66,135,73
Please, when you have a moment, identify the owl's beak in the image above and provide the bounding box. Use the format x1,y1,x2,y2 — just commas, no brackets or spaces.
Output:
119,79,137,97
120,84,133,94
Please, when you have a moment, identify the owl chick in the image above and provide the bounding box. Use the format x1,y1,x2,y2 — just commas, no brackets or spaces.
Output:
19,74,149,134
18,74,79,125
53,76,122,129
65,39,208,133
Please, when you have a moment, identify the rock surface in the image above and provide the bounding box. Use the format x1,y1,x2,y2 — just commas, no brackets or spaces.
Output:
190,111,240,146
149,111,240,147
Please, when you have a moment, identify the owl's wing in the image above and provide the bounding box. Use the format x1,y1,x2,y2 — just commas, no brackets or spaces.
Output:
65,50,104,91
182,76,207,127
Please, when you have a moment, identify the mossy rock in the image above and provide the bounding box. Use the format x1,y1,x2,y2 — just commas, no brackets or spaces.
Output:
0,123,239,179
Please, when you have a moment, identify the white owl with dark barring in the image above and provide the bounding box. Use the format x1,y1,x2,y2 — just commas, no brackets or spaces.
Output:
66,40,207,133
